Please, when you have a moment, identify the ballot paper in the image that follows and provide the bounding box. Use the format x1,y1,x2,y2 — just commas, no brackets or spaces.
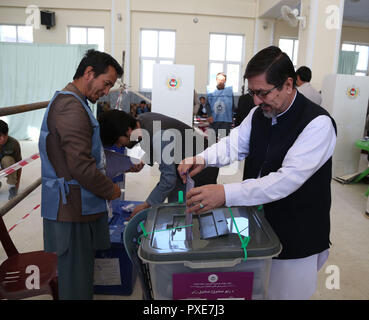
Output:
185,172,195,241
104,149,139,179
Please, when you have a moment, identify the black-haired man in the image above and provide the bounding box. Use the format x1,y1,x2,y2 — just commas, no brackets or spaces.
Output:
178,46,337,300
98,110,219,218
0,120,22,200
296,66,322,105
196,96,210,117
39,49,123,299
136,100,149,115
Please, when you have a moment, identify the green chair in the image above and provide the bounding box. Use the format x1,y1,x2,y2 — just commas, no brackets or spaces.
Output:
353,139,369,196
123,208,152,300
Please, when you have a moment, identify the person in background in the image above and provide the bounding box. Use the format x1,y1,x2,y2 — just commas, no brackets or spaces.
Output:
234,85,256,128
296,66,322,105
96,101,111,118
234,84,256,180
39,49,122,300
207,72,234,139
136,100,150,115
196,96,210,118
193,90,200,116
98,110,219,218
0,120,22,200
178,46,337,300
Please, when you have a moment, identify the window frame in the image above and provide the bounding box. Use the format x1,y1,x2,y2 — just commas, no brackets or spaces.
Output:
0,24,33,43
278,37,299,68
341,41,369,76
208,32,245,94
139,28,176,92
67,26,105,52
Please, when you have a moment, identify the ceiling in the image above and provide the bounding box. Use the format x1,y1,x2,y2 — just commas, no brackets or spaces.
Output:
344,0,369,25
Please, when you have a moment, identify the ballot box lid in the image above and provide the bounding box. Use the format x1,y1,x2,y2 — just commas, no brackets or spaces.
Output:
138,204,281,263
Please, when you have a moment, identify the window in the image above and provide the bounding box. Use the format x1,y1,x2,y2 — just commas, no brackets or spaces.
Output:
0,24,33,43
342,43,369,76
140,29,176,91
278,38,299,67
68,26,104,52
208,33,244,93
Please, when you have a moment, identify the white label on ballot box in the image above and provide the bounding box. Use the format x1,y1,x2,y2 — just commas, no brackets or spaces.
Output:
94,258,122,286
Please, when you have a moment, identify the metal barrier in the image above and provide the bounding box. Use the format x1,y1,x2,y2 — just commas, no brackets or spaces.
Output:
0,101,48,217
0,101,49,117
0,178,41,218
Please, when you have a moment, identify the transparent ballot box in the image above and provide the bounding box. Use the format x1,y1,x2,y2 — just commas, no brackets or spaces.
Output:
138,204,281,300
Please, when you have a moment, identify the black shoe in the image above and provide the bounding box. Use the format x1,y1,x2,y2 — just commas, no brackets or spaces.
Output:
0,181,2,190
8,187,17,200
365,212,369,219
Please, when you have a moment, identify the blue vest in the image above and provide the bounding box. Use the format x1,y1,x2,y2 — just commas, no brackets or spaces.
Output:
105,145,126,183
207,86,233,123
39,91,108,221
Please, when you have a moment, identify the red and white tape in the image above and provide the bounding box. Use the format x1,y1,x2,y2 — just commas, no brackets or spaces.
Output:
8,204,40,232
0,153,40,179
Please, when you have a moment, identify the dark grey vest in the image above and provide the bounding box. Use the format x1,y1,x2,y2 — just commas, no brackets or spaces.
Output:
138,112,218,186
245,92,337,259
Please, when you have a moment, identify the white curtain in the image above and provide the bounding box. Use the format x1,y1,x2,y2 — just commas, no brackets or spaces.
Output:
0,43,97,140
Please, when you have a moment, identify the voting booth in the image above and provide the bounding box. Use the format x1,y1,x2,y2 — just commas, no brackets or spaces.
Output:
321,74,369,178
151,64,195,127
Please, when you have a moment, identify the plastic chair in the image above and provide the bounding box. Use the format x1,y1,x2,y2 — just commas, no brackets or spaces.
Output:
123,208,152,300
0,214,58,300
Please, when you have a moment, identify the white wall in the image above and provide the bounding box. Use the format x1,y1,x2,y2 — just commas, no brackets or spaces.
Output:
341,25,369,45
130,0,257,93
130,11,255,93
0,1,111,52
0,0,257,93
131,0,257,18
273,20,369,58
273,19,299,45
2,0,368,93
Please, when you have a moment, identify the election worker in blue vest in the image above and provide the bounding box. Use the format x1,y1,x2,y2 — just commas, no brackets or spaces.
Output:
178,46,337,300
39,50,122,299
207,72,234,139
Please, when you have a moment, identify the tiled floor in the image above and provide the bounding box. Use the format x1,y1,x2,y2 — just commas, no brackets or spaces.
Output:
0,140,368,300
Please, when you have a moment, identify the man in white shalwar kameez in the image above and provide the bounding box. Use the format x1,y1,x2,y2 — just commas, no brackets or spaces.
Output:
178,46,337,300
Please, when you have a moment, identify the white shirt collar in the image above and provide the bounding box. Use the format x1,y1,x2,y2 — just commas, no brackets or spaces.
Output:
271,90,298,125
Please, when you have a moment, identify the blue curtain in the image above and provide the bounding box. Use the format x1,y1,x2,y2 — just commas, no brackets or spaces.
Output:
0,43,97,140
338,50,359,75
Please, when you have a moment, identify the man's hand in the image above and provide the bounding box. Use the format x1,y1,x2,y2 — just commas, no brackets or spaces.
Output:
109,183,121,200
207,116,213,124
129,201,150,220
177,156,206,184
185,184,225,214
